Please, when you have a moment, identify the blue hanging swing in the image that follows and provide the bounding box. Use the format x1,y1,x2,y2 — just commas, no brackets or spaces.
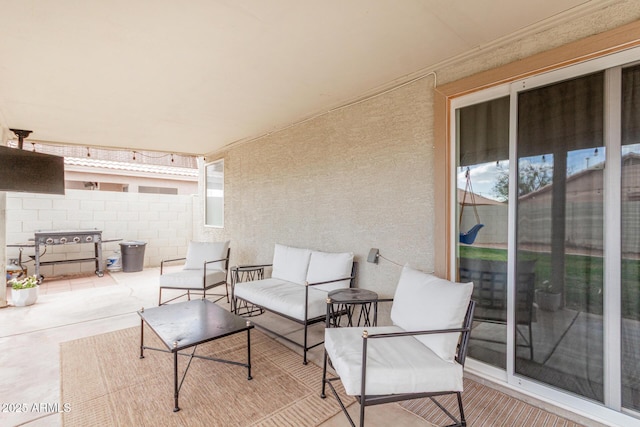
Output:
459,168,484,245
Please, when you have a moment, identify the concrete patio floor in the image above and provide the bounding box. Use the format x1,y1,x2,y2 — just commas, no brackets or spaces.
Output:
0,269,431,427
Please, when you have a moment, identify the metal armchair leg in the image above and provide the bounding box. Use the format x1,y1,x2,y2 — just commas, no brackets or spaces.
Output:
321,352,328,398
456,392,467,427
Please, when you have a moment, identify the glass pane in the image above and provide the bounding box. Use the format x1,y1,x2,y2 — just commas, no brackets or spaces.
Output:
621,65,640,412
456,96,510,369
205,160,224,227
516,72,604,402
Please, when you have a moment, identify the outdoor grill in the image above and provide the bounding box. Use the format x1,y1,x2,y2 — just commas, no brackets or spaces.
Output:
34,229,102,246
33,229,104,280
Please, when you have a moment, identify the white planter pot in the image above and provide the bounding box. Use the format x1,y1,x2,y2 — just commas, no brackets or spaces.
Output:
535,289,562,312
12,286,39,307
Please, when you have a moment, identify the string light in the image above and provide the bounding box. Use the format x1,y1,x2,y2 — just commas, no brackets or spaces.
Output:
8,139,194,167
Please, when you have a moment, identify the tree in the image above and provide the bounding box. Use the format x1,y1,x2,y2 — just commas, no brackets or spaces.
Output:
492,160,553,201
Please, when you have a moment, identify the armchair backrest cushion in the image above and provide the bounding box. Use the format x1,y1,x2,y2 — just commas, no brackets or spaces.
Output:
390,265,473,362
184,240,230,270
306,250,354,291
271,244,312,285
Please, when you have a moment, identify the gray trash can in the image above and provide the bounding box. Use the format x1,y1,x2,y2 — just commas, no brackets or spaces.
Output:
119,241,146,272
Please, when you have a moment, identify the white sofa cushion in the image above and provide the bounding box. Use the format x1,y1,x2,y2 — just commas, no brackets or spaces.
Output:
234,278,329,320
184,241,230,270
390,265,473,362
306,250,354,291
159,268,227,289
271,244,312,285
325,326,464,396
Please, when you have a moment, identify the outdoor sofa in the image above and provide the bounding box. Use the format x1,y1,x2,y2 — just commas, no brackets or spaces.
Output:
231,243,356,364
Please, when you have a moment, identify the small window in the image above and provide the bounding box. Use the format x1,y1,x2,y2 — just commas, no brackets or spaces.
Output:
139,186,178,195
205,159,224,227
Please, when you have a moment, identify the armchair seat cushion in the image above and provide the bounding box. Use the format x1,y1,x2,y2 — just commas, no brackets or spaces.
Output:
325,326,464,396
159,268,227,289
234,278,329,321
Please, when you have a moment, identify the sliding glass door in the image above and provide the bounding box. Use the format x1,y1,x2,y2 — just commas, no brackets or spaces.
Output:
454,52,640,421
516,71,605,402
456,95,510,370
621,64,640,413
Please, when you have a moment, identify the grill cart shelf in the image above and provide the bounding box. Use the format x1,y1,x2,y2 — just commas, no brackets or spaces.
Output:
8,230,121,281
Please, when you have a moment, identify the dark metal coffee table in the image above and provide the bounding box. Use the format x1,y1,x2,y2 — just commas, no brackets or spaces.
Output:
138,299,254,412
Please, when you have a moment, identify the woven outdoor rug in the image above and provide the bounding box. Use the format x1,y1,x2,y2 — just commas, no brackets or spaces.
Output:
400,378,584,427
60,326,353,426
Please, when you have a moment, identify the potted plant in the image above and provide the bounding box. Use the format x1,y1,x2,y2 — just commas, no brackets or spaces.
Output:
10,275,39,307
535,280,562,312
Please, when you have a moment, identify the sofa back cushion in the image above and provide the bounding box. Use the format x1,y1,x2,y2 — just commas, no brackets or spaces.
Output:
306,250,354,291
390,265,473,362
184,240,230,270
271,244,312,285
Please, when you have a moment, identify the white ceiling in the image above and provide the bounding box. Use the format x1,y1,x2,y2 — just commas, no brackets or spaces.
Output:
0,0,605,156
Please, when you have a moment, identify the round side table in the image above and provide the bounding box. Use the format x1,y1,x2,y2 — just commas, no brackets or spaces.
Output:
326,288,379,327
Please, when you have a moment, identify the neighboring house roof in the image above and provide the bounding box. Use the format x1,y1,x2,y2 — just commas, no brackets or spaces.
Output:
64,157,198,178
457,189,504,206
623,152,640,165
518,156,607,201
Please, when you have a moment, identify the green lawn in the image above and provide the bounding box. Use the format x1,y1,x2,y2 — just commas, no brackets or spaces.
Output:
459,245,640,319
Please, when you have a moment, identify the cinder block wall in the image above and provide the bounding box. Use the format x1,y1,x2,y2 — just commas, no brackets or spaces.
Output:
5,190,194,278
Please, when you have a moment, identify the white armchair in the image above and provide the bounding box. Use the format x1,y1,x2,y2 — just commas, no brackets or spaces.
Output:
321,265,475,427
158,241,230,305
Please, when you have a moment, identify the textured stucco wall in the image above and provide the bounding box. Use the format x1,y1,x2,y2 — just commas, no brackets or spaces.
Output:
202,81,434,299
201,1,640,305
